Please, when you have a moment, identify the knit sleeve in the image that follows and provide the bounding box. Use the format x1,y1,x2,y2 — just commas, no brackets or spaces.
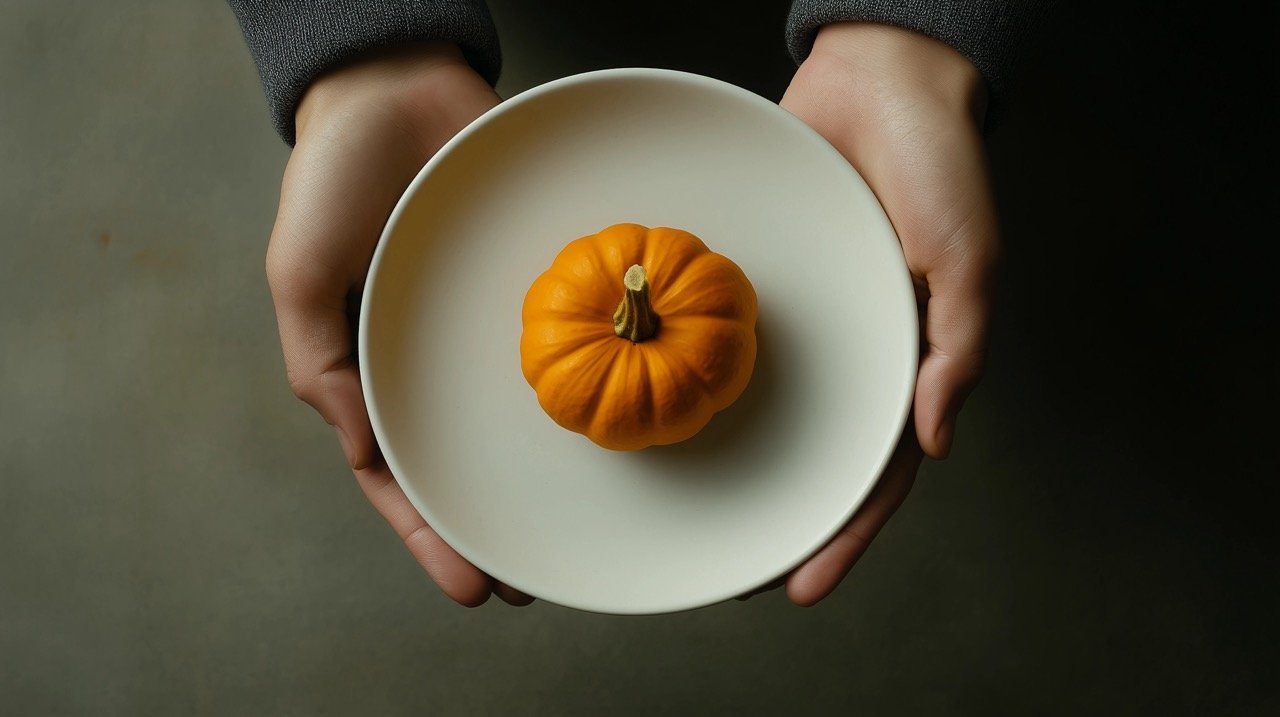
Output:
786,0,1046,114
228,0,501,145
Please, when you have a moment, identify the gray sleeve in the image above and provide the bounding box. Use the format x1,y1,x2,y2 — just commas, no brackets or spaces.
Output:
786,1,1045,112
228,0,501,145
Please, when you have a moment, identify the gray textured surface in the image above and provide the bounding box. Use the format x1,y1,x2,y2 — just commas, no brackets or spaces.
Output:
2,2,1276,715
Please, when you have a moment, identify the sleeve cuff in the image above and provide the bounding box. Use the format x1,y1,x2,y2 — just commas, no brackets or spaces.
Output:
229,0,501,145
786,0,1046,121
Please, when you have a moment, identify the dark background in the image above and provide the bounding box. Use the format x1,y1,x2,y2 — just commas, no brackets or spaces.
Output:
1,1,1275,713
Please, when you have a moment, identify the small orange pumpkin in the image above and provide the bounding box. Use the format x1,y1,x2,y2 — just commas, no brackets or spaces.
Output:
520,223,758,450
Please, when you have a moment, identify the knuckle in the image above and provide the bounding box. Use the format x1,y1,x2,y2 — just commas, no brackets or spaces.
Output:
403,524,433,550
286,371,320,405
264,241,292,291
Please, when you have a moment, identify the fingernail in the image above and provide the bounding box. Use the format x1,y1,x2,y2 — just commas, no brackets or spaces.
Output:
335,425,356,468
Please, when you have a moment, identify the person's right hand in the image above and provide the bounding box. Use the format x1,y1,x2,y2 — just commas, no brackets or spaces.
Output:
266,42,531,607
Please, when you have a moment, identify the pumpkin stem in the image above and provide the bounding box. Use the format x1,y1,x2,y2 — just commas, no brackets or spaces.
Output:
613,264,660,342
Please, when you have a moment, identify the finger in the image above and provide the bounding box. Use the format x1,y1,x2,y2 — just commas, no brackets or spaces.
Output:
266,263,375,469
890,128,999,460
354,460,493,607
493,582,536,607
911,199,999,459
265,120,442,471
265,184,383,470
786,434,924,606
914,283,990,461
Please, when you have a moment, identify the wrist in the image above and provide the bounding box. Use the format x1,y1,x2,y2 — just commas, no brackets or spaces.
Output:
805,22,987,127
295,41,493,145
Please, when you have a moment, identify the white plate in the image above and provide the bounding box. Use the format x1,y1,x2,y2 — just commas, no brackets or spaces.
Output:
359,68,917,614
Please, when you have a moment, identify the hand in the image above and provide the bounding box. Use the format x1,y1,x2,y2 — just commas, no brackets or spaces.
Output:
776,23,999,605
265,42,531,607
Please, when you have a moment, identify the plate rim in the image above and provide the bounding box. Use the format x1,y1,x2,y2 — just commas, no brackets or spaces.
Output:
358,67,919,614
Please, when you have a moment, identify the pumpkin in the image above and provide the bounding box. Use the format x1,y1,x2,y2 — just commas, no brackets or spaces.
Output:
520,223,758,450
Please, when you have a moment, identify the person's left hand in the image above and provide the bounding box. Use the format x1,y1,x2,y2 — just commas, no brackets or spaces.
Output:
756,23,1000,606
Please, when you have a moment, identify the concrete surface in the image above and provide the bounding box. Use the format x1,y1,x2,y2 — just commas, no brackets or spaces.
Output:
2,2,1275,715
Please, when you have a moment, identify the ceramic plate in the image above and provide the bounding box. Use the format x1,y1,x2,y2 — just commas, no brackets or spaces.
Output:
359,68,917,614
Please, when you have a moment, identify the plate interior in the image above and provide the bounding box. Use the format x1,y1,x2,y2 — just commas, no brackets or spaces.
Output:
361,69,917,614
